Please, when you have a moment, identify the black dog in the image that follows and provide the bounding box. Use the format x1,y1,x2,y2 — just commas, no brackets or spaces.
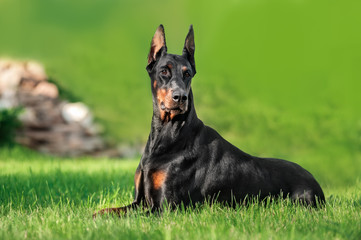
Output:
94,25,325,217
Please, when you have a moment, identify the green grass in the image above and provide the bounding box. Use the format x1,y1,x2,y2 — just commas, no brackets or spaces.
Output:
1,1,361,239
0,152,360,240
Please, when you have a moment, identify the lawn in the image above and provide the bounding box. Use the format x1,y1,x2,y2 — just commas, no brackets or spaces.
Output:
0,148,360,240
1,0,361,239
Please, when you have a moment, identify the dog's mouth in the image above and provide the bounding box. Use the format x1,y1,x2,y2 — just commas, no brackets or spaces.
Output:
159,102,187,121
160,103,184,113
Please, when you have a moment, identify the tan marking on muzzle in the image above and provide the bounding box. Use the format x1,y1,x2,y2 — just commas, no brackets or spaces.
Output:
156,88,173,121
156,87,188,122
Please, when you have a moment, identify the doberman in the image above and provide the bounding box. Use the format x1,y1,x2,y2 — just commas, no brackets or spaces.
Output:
93,25,325,218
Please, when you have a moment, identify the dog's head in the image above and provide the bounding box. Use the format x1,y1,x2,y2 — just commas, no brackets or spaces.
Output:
146,25,196,122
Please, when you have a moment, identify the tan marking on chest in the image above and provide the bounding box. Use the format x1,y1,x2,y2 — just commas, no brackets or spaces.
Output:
151,170,167,190
134,171,141,191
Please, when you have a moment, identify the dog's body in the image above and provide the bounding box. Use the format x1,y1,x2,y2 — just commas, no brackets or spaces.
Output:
94,25,325,217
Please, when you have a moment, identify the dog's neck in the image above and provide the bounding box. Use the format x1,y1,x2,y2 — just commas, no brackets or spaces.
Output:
146,88,202,155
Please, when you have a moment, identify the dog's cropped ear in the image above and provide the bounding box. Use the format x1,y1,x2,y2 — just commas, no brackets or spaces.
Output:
147,24,167,72
183,25,196,75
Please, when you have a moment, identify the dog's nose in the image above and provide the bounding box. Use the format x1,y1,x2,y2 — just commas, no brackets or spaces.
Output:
172,90,188,103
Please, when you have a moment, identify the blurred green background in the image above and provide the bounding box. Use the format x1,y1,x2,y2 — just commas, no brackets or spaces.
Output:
0,0,360,187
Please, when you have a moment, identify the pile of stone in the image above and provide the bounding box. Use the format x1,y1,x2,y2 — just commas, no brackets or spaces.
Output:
0,59,113,157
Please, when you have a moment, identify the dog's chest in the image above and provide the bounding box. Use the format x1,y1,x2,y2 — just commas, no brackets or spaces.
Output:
140,167,168,207
141,158,201,207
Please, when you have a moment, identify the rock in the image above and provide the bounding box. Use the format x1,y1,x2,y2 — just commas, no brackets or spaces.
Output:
0,58,113,157
32,81,59,98
0,59,11,72
61,102,93,128
0,89,18,109
117,144,143,158
19,78,39,91
0,66,23,92
84,123,104,136
18,108,37,125
25,61,47,81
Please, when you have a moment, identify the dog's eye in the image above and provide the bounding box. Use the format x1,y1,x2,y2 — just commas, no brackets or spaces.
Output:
184,71,190,78
161,69,168,75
